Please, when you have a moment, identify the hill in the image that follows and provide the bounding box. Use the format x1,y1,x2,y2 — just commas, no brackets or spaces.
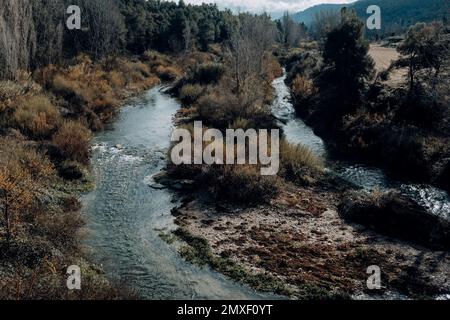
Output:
293,0,447,34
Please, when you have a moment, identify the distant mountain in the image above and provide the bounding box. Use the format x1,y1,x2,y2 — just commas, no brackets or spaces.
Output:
293,0,447,33
292,3,350,26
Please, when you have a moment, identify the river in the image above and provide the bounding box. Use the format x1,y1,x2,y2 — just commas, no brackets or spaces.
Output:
83,74,449,300
271,72,450,220
82,86,273,299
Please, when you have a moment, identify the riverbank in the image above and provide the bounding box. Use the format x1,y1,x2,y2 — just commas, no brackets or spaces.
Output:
0,51,180,299
284,40,450,193
161,72,450,300
170,184,449,299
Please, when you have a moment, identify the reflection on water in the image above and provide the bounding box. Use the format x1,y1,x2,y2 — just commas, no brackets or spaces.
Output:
83,86,275,299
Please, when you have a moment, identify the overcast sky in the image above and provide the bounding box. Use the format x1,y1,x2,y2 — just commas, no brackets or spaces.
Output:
179,0,356,17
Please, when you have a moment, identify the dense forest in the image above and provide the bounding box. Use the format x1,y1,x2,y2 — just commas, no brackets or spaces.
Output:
1,0,240,78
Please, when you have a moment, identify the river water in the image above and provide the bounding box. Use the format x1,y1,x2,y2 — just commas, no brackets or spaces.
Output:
271,73,450,220
83,75,449,300
82,86,273,299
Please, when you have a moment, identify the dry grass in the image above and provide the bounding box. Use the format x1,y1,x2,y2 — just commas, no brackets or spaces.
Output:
179,84,204,106
280,140,324,184
369,45,406,85
207,165,279,204
37,54,165,128
52,121,92,164
155,65,181,82
13,95,61,138
191,62,225,85
291,75,317,104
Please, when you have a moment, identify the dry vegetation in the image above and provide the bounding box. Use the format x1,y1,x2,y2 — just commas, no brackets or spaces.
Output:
0,50,177,299
173,186,450,299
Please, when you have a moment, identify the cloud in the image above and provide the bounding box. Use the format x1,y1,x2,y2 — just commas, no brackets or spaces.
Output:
180,0,355,16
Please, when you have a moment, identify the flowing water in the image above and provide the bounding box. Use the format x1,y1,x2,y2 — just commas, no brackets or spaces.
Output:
82,86,274,299
83,73,448,300
272,73,450,221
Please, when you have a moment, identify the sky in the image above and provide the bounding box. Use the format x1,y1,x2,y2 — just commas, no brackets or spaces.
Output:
179,0,356,17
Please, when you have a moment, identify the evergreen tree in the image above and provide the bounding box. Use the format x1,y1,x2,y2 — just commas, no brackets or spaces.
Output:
317,9,375,116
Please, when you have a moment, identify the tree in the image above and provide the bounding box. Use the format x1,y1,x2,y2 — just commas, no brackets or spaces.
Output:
227,13,276,95
394,22,449,92
312,9,340,40
198,18,216,51
63,0,126,60
317,9,375,116
32,0,65,69
278,12,306,48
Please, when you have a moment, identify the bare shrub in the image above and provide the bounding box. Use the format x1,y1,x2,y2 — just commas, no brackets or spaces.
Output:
0,139,54,241
191,62,225,85
291,75,317,105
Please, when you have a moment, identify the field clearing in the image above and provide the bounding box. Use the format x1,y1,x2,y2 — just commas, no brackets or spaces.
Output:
369,44,407,86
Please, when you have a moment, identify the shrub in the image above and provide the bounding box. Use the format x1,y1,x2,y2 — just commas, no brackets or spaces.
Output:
52,121,92,164
280,140,324,184
107,71,126,89
36,210,85,252
229,118,253,130
291,75,317,105
180,84,204,106
90,95,119,123
51,75,75,95
142,50,172,68
13,95,61,138
207,165,279,204
117,60,152,83
191,62,225,85
0,81,24,101
197,91,242,128
0,139,54,241
155,65,181,81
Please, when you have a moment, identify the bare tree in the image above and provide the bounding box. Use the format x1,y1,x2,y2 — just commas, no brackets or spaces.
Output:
69,0,126,60
32,0,65,69
227,13,276,95
312,9,340,40
278,12,306,48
